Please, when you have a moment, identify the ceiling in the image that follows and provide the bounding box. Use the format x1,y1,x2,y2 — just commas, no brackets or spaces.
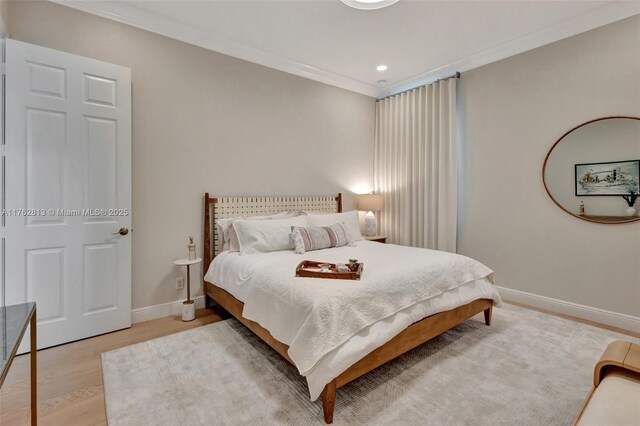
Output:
53,0,640,98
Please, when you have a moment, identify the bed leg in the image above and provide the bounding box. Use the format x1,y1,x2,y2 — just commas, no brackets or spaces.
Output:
484,306,493,326
321,380,336,424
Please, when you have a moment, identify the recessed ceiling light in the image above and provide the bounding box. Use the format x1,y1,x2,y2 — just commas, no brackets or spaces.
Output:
377,79,387,85
341,0,400,11
376,65,388,72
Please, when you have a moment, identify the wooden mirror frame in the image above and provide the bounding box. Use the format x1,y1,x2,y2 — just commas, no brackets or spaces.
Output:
542,116,640,224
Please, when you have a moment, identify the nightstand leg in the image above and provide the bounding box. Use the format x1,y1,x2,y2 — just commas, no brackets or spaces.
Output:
186,265,191,303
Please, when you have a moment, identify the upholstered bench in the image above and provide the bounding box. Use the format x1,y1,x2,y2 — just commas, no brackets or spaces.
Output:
574,340,640,425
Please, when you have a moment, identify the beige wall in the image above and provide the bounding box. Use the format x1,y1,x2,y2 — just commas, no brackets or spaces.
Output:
7,1,375,310
0,0,7,36
458,15,640,318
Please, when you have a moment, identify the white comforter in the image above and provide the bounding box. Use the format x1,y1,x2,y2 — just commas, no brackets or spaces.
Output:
205,240,501,399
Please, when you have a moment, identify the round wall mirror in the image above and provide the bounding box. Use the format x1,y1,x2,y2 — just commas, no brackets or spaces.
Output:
543,116,640,224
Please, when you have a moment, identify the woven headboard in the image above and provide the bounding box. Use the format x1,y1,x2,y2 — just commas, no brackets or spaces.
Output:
203,193,342,275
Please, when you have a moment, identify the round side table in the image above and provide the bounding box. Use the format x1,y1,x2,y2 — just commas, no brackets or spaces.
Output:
174,257,202,321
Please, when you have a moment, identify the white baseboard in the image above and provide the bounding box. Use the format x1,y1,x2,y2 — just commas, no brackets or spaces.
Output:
131,295,206,324
497,286,640,333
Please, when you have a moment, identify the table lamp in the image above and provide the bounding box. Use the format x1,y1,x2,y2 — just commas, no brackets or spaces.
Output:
358,194,384,236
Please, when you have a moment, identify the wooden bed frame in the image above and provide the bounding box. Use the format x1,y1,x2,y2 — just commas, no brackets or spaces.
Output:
203,192,493,423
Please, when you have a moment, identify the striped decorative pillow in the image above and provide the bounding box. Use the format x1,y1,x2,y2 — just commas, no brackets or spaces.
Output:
291,223,354,254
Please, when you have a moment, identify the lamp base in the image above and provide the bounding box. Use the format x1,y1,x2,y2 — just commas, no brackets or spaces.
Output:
364,212,377,237
182,300,195,322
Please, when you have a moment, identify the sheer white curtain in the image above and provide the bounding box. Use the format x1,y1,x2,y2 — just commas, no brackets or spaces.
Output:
374,79,457,251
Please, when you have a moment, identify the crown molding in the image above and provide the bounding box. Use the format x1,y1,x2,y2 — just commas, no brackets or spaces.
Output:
378,1,640,98
51,1,640,99
49,0,380,97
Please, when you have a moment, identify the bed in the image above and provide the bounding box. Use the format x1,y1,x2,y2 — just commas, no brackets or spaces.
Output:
202,193,501,423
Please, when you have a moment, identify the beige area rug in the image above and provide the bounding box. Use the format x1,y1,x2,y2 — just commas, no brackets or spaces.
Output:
101,304,637,425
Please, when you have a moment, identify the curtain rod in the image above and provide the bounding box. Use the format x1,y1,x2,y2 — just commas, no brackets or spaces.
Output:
378,71,460,101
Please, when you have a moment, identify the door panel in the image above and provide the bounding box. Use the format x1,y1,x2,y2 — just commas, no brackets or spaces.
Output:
5,39,132,350
83,243,117,314
83,73,117,107
26,108,66,225
28,62,66,99
85,116,118,217
26,247,65,323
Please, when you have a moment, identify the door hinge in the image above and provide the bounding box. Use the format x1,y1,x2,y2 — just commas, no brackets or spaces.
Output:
0,145,5,157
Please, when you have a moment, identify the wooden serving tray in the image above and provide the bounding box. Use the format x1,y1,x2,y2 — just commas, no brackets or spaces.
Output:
295,260,363,280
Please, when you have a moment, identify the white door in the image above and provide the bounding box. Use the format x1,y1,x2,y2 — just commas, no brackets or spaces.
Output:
4,39,132,350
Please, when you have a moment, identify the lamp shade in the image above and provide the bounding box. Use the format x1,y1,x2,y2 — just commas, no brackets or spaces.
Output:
358,194,384,212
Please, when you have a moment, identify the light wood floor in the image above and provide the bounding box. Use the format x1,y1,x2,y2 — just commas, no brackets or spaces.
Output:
0,308,228,426
0,302,635,425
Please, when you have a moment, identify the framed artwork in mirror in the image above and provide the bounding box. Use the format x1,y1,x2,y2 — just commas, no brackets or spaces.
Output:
575,159,640,196
542,116,640,224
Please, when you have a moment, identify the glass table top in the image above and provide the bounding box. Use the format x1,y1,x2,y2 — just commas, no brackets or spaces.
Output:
1,302,36,385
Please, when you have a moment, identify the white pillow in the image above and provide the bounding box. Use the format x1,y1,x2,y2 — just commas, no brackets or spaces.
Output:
306,210,363,241
216,218,234,251
234,215,308,255
216,211,299,251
